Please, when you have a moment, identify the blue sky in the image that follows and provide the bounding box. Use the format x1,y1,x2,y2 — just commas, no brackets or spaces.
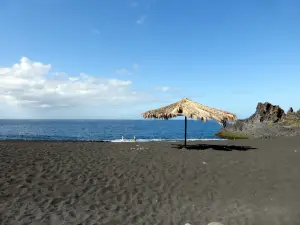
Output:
0,0,300,119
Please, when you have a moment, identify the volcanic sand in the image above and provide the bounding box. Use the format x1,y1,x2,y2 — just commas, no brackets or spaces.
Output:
1,138,300,225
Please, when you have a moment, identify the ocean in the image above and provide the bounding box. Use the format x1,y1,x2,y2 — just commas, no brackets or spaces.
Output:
0,119,223,142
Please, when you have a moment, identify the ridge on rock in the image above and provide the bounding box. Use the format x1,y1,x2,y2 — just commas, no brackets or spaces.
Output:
287,107,294,114
219,102,285,133
245,102,285,123
296,110,300,118
283,107,300,121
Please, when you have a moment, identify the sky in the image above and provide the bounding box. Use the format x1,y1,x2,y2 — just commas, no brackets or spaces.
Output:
0,0,300,119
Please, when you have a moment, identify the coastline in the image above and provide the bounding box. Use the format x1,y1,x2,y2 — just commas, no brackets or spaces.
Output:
0,138,226,143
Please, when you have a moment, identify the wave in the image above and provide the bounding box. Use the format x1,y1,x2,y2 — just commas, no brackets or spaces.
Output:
109,138,226,142
0,136,226,142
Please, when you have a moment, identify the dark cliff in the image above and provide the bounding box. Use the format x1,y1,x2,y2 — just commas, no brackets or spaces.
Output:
217,102,300,139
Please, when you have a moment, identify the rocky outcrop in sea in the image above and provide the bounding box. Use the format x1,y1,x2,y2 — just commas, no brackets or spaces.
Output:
217,102,300,139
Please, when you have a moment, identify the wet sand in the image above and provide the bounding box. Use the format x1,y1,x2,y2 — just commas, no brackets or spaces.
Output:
1,138,300,225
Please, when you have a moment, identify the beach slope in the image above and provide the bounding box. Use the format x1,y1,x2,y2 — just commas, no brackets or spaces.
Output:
1,138,300,225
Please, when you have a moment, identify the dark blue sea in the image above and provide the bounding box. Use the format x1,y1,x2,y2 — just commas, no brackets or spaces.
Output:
0,119,224,142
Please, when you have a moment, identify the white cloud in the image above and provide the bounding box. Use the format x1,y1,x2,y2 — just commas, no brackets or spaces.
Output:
92,28,100,35
108,79,132,86
0,57,142,111
136,15,147,24
115,68,132,75
157,86,170,92
133,63,139,70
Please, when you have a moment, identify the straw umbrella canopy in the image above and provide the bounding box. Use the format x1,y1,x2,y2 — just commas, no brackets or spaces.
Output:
142,98,236,147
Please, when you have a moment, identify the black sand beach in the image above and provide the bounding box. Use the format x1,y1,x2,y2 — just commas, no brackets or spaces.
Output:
1,138,300,225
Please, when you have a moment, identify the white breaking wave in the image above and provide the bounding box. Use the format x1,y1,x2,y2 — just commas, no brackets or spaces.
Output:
109,138,226,142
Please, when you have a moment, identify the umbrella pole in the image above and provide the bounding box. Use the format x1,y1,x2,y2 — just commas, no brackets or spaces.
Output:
184,116,187,147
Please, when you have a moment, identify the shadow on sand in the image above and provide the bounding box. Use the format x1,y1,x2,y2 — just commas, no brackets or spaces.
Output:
172,143,257,151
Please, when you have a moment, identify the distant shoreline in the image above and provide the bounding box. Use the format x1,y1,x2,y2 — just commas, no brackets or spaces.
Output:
0,138,226,143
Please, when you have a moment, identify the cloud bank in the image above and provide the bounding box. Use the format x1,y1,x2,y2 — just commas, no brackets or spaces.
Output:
0,57,143,111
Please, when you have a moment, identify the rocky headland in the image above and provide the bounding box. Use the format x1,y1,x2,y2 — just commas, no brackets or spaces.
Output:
216,102,300,139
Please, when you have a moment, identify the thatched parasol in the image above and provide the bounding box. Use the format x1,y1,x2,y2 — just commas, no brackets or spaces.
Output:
142,98,237,147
